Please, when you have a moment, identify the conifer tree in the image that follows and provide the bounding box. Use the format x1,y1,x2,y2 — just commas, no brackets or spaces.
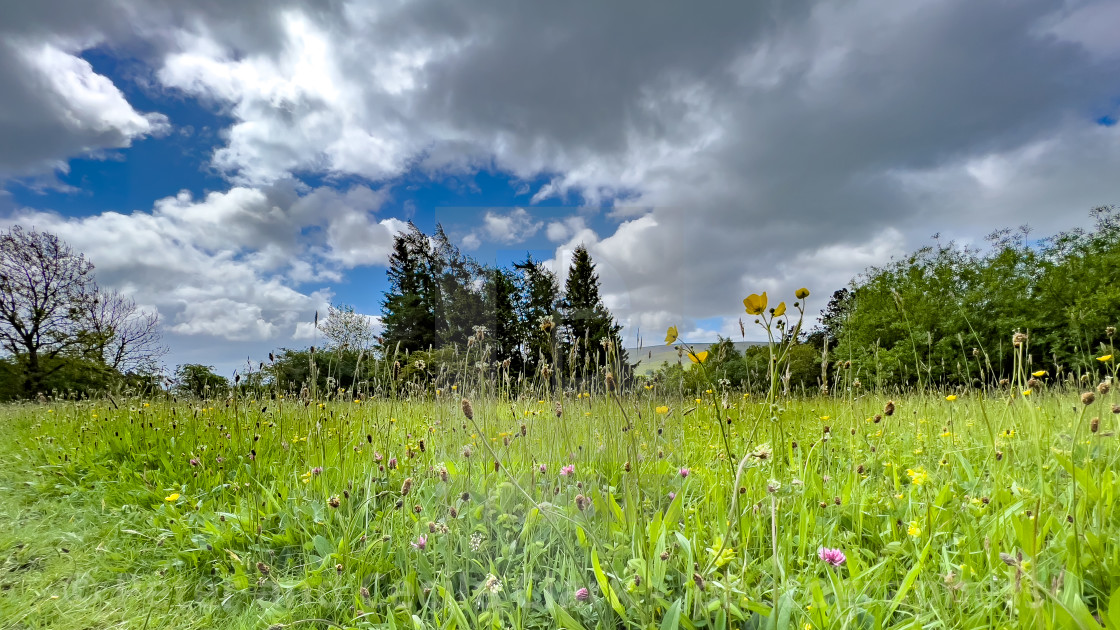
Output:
484,266,522,373
514,254,561,378
431,224,486,348
380,223,438,355
559,245,626,380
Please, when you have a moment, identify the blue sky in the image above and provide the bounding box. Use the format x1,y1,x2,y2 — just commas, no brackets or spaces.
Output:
1,0,1118,376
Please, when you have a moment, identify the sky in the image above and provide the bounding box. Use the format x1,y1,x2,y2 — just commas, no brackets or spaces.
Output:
1,0,1119,378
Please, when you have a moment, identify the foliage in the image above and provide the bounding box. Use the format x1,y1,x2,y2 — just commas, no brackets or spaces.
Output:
172,363,229,398
0,354,119,401
831,207,1120,388
379,228,629,390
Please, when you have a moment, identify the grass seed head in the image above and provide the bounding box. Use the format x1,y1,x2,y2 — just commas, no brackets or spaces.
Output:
461,398,474,420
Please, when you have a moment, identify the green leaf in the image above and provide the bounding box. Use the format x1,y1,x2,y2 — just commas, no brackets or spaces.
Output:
1107,585,1120,630
313,534,334,559
592,548,628,621
885,538,931,621
660,599,682,630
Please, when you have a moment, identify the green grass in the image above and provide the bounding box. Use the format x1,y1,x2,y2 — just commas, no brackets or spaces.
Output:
2,387,1119,629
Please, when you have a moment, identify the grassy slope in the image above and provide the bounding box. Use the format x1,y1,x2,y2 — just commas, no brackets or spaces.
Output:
0,408,242,629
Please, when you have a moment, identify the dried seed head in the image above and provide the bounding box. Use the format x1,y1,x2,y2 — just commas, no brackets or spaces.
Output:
884,400,896,416
1107,326,1116,338
461,398,474,420
1113,403,1120,414
401,477,413,496
996,450,1004,461
449,506,458,518
693,573,706,591
1082,391,1096,406
554,402,563,418
1098,381,1111,395
329,495,340,508
605,372,616,391
1012,332,1028,348
1090,417,1100,433
520,423,527,436
257,561,270,576
660,550,671,560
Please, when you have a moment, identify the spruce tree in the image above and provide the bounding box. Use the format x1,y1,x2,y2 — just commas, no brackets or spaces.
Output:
432,224,487,348
559,245,627,381
484,267,522,373
514,254,560,378
380,223,438,355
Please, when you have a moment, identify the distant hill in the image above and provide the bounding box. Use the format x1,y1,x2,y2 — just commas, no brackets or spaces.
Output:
626,341,765,376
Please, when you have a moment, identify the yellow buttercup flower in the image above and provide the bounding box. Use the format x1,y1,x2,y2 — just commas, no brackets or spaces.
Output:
656,405,669,414
1031,370,1046,377
1097,354,1113,362
945,395,957,401
1022,389,1032,396
906,467,929,485
164,493,180,502
907,521,921,537
743,292,768,315
796,287,810,299
772,302,787,317
665,326,678,344
688,350,709,364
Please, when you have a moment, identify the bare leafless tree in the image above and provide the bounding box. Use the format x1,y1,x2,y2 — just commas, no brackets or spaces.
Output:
0,226,98,395
82,290,167,374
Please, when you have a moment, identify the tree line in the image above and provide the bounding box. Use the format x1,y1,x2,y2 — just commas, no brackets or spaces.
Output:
820,206,1120,390
9,205,1119,400
255,223,628,397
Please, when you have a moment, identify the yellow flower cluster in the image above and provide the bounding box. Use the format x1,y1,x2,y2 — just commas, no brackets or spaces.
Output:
906,467,929,485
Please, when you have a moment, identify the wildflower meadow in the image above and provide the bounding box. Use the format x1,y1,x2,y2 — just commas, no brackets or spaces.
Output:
2,289,1120,630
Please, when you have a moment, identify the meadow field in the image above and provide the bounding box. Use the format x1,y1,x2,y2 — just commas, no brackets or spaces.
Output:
2,375,1119,629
